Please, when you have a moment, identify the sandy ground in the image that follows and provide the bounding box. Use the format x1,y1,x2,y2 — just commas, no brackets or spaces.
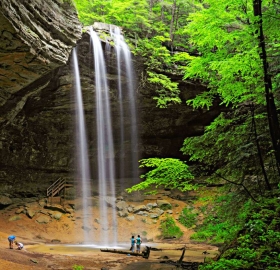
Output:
0,194,219,269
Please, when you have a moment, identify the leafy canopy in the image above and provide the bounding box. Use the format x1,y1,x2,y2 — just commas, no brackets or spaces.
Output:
126,158,196,194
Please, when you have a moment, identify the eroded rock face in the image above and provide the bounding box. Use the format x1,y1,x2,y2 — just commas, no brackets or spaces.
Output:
0,7,223,197
0,0,82,106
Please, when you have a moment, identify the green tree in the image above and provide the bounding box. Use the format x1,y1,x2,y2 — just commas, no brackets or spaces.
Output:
182,0,280,193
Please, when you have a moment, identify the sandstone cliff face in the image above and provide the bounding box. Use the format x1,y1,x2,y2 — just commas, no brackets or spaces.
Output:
0,4,221,197
0,0,82,106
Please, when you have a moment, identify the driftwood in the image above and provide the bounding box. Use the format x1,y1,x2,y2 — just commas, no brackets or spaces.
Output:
100,246,151,259
100,248,143,256
160,246,202,270
150,246,185,251
142,246,151,259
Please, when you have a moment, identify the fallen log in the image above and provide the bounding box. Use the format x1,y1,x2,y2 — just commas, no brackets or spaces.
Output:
150,246,185,251
100,248,143,257
100,246,151,259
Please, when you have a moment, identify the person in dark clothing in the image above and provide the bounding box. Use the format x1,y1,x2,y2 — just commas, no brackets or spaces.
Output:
130,235,135,252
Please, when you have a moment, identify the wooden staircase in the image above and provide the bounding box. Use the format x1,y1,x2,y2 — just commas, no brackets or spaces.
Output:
46,177,73,205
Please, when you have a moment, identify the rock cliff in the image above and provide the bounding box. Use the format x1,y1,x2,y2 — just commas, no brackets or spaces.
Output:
0,2,222,197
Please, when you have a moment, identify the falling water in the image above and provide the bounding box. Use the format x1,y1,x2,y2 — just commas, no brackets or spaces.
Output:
110,26,125,181
72,47,93,242
111,27,139,182
89,28,118,246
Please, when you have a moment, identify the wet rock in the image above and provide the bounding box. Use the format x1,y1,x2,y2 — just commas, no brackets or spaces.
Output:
51,239,61,243
0,196,12,206
94,218,100,224
82,226,91,232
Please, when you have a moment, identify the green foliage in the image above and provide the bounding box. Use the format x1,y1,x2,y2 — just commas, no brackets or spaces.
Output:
159,203,172,211
191,193,251,244
199,197,280,270
142,231,147,236
184,0,270,108
147,71,181,108
181,109,276,198
181,0,280,196
126,158,196,194
160,215,183,239
178,206,198,228
73,0,197,108
72,265,84,270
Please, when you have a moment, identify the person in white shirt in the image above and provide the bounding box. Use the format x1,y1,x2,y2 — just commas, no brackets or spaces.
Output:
15,241,24,250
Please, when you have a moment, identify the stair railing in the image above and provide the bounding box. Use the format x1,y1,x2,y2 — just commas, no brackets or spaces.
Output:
47,177,66,198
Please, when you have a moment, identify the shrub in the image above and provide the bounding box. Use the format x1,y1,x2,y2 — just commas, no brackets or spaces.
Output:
72,265,84,270
160,215,183,239
178,207,198,228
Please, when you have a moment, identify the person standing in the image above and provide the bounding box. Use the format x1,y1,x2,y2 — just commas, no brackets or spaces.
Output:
136,235,142,253
8,235,16,249
130,235,135,252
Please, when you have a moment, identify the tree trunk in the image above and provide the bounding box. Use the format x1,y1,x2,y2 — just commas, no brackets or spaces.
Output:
253,0,280,176
169,0,177,49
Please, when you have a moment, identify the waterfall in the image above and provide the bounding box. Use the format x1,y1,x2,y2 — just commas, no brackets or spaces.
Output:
72,25,139,246
72,47,93,243
110,26,125,181
111,27,139,183
89,28,118,246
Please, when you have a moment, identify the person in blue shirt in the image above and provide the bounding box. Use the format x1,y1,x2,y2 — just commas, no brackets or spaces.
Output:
136,235,142,253
8,235,16,249
130,235,135,252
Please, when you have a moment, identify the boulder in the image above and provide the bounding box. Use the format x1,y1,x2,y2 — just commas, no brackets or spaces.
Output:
125,215,135,221
36,215,50,224
15,207,25,214
26,208,37,219
118,209,129,217
51,211,63,220
133,205,147,213
44,204,66,213
116,200,128,211
136,211,148,217
8,215,21,221
0,195,12,205
146,203,157,210
157,200,172,210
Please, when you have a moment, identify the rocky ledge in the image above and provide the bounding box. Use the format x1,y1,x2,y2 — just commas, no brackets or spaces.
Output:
0,0,82,106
